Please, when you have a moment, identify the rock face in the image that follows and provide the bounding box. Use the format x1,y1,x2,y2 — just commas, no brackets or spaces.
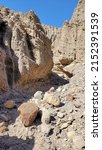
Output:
0,7,53,91
43,0,85,71
0,48,9,92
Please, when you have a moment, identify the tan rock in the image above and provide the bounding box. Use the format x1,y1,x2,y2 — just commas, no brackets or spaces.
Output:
18,102,39,127
41,108,51,124
4,100,15,109
43,92,61,107
0,126,8,133
72,135,84,149
65,94,75,101
48,87,55,93
61,123,68,129
0,122,8,133
57,112,64,118
67,131,76,139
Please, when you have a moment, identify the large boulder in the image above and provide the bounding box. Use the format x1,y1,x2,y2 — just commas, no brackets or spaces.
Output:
18,102,39,127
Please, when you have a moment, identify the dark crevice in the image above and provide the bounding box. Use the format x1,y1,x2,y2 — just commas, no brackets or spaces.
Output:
26,33,36,61
5,57,14,88
0,21,7,46
0,21,15,88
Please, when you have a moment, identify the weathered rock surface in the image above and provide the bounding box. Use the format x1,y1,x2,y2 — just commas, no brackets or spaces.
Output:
0,48,9,92
43,0,85,76
0,8,53,91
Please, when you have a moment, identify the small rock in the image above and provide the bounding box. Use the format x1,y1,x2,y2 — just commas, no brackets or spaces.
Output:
63,63,75,74
57,112,64,118
4,100,15,109
56,87,62,92
31,98,42,106
0,114,11,122
61,123,68,129
73,135,84,149
67,131,76,139
62,88,67,92
0,123,8,133
65,94,75,101
41,108,51,124
18,102,39,127
0,121,7,127
54,127,61,136
74,101,81,108
70,87,82,94
34,91,44,100
56,119,61,126
43,92,61,107
48,87,55,93
68,116,74,124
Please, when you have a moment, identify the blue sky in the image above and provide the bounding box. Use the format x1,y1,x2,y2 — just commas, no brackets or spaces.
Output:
0,0,78,27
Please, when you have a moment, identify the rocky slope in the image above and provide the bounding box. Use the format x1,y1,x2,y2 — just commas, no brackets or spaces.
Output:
0,0,85,150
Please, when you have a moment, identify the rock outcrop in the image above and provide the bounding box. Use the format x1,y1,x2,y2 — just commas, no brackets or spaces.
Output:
43,0,85,71
0,8,53,91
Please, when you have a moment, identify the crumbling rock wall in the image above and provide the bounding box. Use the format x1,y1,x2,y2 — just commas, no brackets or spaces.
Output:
0,8,53,91
43,0,85,67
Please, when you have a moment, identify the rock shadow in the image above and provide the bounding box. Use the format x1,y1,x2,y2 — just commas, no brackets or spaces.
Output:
0,135,35,150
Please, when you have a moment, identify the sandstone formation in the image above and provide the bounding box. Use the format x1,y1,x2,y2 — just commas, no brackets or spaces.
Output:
0,7,53,91
43,0,85,75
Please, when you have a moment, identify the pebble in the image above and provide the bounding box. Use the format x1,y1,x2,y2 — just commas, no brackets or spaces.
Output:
62,88,67,92
65,94,75,101
54,127,61,136
0,125,8,133
43,92,61,107
34,91,44,100
4,100,15,109
61,123,68,129
0,114,11,122
48,87,55,93
56,87,62,92
41,108,51,124
72,135,84,149
67,131,76,139
57,112,64,118
74,101,81,108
